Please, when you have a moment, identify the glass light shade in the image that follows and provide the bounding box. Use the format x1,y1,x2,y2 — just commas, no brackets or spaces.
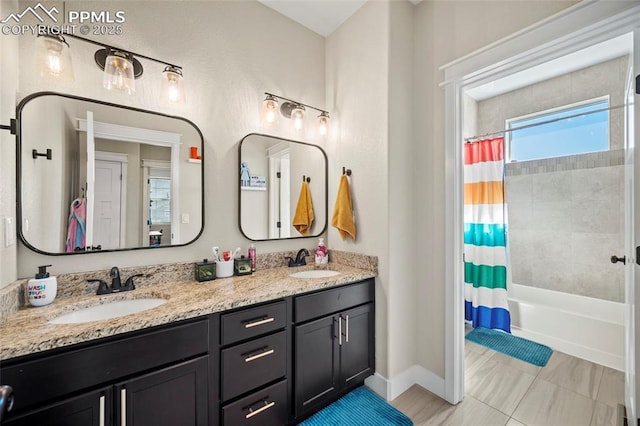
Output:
37,35,74,81
103,51,135,94
260,95,279,127
317,112,330,136
161,66,185,104
291,105,305,131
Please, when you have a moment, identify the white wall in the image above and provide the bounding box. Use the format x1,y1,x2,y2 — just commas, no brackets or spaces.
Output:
12,1,326,277
0,0,18,288
413,0,579,379
326,0,391,378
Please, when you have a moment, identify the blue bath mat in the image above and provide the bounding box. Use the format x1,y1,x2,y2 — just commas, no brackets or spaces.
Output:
466,327,553,367
298,386,413,426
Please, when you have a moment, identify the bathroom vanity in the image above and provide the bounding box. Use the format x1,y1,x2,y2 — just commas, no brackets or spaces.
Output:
0,264,375,426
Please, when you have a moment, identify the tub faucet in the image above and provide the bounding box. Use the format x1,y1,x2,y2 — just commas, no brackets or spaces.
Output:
286,249,309,267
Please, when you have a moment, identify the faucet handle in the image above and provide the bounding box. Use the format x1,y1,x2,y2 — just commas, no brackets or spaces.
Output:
88,279,109,295
124,274,143,290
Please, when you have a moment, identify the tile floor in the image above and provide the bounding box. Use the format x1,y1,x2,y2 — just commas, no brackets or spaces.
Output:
391,339,625,425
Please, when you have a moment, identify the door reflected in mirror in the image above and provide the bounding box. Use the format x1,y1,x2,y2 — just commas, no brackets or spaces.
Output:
239,133,327,241
17,92,204,255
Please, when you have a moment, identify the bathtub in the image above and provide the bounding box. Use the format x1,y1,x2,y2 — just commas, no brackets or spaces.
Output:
507,283,624,371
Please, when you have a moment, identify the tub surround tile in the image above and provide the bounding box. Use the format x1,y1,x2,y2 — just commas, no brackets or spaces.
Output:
512,378,595,426
537,351,604,399
0,256,376,360
532,171,572,203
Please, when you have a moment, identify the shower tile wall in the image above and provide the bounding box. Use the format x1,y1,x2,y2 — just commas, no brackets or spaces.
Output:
476,56,629,302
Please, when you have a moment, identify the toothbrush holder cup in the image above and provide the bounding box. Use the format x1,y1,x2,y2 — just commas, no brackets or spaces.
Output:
216,260,234,278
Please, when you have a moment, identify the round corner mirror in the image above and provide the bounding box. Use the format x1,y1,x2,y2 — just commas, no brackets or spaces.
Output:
17,92,204,255
238,133,327,241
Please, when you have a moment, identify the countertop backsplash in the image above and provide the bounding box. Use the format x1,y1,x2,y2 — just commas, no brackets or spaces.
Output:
0,249,378,325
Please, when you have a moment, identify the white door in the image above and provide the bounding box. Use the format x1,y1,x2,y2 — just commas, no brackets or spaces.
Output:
93,159,123,250
629,28,640,424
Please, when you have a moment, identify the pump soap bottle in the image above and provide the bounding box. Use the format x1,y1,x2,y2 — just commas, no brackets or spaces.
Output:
27,265,57,307
248,244,257,272
315,238,328,265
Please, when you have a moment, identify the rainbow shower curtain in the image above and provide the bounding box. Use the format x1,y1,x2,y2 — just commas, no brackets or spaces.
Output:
464,137,511,333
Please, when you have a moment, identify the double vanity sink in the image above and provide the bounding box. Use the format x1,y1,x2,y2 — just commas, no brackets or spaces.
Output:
0,261,376,425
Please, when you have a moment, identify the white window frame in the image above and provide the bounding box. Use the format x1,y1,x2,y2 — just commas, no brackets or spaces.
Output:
505,95,610,162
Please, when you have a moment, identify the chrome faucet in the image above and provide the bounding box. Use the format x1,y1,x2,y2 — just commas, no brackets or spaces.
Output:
286,249,309,267
88,267,144,295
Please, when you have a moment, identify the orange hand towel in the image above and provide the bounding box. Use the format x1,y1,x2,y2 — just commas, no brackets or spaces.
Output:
293,181,315,236
332,175,356,240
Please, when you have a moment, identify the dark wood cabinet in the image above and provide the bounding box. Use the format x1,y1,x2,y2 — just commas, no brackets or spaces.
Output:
1,317,214,426
116,356,209,426
1,278,374,426
293,279,375,419
4,387,111,426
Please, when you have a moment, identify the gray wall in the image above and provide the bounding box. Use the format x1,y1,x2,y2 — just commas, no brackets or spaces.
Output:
476,56,629,302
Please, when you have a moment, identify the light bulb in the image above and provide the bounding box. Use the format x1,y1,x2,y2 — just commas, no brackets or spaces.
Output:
260,95,279,127
36,35,73,81
317,112,330,136
161,66,185,104
103,50,135,94
291,104,305,131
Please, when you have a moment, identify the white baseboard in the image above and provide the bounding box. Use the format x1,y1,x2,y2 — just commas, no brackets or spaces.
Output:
365,366,445,401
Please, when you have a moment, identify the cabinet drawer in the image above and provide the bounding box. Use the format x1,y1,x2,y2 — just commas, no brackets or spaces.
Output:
295,279,374,323
221,330,287,401
222,380,287,426
221,301,286,345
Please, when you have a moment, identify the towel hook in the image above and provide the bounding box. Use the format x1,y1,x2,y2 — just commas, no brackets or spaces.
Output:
342,167,352,176
303,175,311,183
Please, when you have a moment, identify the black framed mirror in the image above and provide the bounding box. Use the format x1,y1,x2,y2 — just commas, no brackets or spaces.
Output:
17,92,204,255
238,133,327,241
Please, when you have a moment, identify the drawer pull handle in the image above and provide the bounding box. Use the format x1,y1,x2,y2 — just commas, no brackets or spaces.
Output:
345,315,349,343
246,401,275,419
245,349,275,363
244,317,275,328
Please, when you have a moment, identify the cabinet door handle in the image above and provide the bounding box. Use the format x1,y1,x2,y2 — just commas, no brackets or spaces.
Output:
244,317,275,328
338,316,342,346
121,388,126,426
345,315,349,343
99,395,105,426
246,400,275,419
245,349,275,363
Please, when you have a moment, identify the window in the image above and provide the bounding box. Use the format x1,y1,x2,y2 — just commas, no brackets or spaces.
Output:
506,97,609,162
149,177,171,224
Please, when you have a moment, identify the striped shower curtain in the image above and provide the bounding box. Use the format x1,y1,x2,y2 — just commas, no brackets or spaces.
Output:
464,137,511,333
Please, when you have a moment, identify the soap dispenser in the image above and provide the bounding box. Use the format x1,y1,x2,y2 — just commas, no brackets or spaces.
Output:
315,238,328,265
27,265,57,307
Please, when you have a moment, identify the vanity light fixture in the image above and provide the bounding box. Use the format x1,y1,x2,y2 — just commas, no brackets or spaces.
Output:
36,34,74,81
36,30,185,103
261,92,330,135
161,66,186,104
260,94,279,127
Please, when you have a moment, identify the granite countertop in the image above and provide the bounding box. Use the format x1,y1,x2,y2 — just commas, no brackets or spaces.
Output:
0,262,376,361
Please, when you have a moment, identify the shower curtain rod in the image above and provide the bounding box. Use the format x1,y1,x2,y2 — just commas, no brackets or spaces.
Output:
464,101,634,143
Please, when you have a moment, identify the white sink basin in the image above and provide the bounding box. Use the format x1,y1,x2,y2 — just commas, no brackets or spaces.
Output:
289,270,341,279
48,298,167,324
